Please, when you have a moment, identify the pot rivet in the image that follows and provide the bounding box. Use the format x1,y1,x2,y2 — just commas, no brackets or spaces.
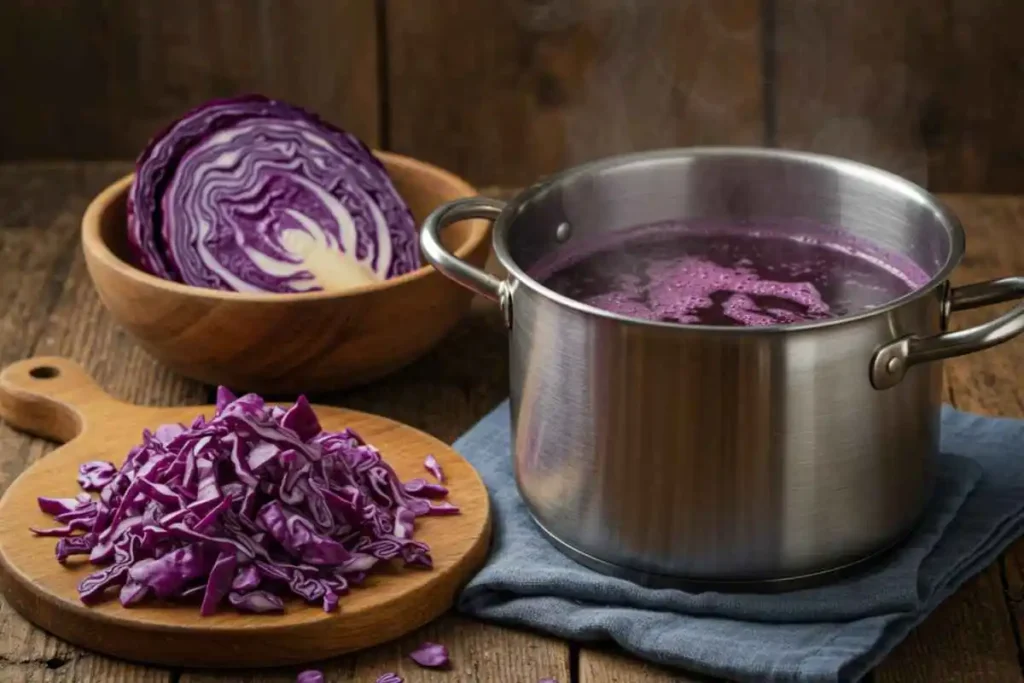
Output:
555,222,572,243
886,357,903,374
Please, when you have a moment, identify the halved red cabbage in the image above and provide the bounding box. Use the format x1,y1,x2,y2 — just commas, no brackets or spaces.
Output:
128,95,419,293
33,390,459,615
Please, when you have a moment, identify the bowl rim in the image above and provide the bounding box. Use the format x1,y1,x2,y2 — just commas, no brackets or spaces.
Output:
82,151,490,302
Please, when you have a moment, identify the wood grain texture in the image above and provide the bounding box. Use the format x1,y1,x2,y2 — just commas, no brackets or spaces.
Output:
81,154,490,394
772,0,1024,193
580,647,708,682
941,195,1024,679
0,163,185,683
0,357,490,668
940,195,1024,417
6,3,1024,193
386,0,764,186
181,615,570,683
876,194,1024,682
876,563,1023,683
0,0,379,160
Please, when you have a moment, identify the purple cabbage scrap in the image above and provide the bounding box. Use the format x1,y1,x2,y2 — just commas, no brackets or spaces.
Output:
77,461,117,491
424,454,445,483
408,641,451,668
33,389,460,615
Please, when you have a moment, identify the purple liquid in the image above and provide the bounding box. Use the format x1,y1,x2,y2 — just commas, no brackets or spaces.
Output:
532,223,930,327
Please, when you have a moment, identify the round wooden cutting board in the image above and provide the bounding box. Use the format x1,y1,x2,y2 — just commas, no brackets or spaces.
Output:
0,357,492,668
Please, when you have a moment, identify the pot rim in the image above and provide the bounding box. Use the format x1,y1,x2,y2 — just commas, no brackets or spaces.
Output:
492,146,966,334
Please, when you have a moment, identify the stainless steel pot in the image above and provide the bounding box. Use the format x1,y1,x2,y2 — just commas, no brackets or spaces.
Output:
420,148,1024,587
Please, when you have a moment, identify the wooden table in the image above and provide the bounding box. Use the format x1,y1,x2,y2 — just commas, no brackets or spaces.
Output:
1,162,1023,682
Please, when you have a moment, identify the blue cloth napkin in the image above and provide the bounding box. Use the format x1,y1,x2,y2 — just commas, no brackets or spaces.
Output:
454,402,1024,683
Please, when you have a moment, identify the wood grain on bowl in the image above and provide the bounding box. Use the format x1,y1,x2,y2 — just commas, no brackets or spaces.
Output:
81,153,491,394
0,357,492,668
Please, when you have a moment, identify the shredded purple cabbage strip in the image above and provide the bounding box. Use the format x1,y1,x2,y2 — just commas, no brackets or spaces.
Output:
424,454,445,483
33,390,460,615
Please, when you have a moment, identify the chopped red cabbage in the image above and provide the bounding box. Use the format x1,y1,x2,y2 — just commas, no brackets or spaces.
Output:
55,534,97,564
408,642,450,669
77,461,117,491
228,590,284,613
402,478,448,499
37,495,88,516
33,390,460,615
296,671,325,683
376,674,403,683
322,590,339,613
231,565,260,591
215,386,237,413
424,500,461,516
201,552,237,616
424,454,444,483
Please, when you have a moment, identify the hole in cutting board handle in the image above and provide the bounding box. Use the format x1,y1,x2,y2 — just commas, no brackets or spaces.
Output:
29,366,60,380
0,357,112,443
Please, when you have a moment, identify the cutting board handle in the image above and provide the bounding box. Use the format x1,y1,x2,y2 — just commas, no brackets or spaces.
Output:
0,357,113,443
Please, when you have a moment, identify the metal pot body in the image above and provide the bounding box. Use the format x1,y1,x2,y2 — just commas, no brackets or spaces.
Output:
421,148,1024,585
509,275,942,581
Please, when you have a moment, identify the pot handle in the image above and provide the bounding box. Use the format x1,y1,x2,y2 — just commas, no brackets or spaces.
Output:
870,277,1024,389
420,197,509,303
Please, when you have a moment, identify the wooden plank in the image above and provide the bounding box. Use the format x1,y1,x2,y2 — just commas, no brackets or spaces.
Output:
773,1,1024,193
0,165,85,376
580,647,708,682
911,2,1024,193
386,0,764,187
0,0,379,159
876,195,1024,682
940,195,1024,417
942,195,1024,676
180,616,570,682
875,527,1023,682
0,163,179,681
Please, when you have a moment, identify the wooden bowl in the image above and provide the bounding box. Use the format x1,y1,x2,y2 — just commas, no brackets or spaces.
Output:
81,152,490,394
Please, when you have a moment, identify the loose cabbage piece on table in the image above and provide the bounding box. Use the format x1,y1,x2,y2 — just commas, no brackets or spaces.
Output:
408,641,450,668
128,95,420,293
33,389,460,615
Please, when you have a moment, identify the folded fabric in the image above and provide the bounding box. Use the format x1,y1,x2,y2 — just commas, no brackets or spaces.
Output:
455,402,1024,683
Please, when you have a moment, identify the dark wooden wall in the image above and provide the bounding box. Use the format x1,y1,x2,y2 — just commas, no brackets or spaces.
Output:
3,0,1024,193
